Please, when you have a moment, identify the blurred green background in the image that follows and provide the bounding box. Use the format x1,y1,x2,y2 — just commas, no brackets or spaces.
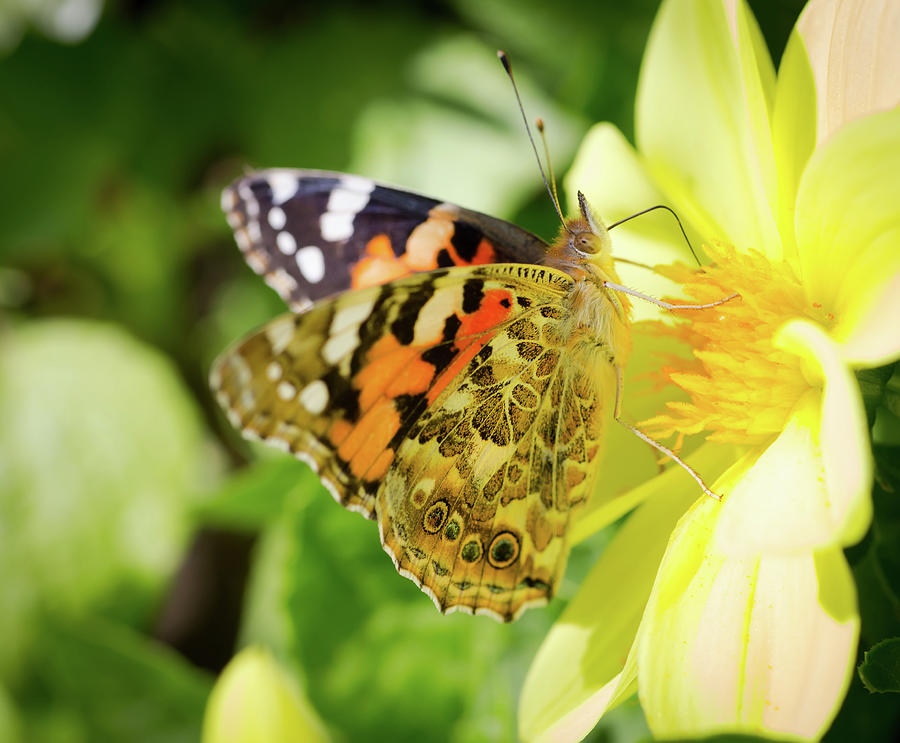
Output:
3,1,899,742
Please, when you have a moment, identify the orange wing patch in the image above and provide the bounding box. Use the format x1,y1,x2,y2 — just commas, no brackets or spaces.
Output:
351,207,499,291
426,288,514,405
351,234,411,289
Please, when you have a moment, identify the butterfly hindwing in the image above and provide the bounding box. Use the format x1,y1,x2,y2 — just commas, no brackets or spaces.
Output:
211,264,614,620
379,288,613,619
221,169,549,310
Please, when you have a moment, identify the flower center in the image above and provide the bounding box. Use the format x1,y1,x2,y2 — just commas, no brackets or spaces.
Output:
638,244,834,446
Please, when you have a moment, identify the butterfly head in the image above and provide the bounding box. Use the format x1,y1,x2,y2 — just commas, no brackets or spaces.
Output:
545,191,615,277
571,191,612,257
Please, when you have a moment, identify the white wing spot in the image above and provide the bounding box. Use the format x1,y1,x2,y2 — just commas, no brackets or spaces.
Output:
265,315,296,355
239,388,255,411
268,206,287,230
277,381,297,400
247,220,262,243
267,171,300,205
266,361,283,381
321,330,358,365
238,182,259,219
298,380,329,414
265,268,298,297
319,212,351,242
266,436,291,453
319,176,374,241
245,251,266,274
221,188,237,212
296,245,325,283
330,297,376,335
339,174,375,195
235,228,251,252
273,421,301,439
228,355,252,385
277,231,297,255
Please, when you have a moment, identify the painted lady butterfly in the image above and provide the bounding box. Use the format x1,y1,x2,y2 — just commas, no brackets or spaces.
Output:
211,168,721,621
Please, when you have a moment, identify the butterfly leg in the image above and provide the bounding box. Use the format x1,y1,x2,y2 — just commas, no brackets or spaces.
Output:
603,281,739,310
613,365,722,501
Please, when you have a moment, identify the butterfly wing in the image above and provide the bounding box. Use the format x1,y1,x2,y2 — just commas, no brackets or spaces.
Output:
211,264,614,620
221,169,549,311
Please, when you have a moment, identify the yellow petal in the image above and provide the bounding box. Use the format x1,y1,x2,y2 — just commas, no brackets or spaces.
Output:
795,106,900,365
564,123,693,322
770,24,818,270
636,0,782,258
573,441,733,546
797,0,900,148
203,647,330,743
638,497,859,740
777,319,872,543
714,319,871,554
519,469,701,743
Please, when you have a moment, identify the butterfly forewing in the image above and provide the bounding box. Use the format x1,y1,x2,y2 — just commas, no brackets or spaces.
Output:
211,264,613,620
222,169,548,311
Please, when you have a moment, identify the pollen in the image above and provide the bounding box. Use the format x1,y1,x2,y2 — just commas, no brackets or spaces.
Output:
639,244,834,445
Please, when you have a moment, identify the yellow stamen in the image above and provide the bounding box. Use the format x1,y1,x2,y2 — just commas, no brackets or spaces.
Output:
639,245,834,445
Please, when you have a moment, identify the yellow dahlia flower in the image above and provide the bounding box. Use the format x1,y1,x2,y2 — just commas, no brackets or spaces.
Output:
520,0,900,740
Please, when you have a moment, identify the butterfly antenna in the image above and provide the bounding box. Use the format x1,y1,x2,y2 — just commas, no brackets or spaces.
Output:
608,205,702,267
497,50,569,232
535,117,563,219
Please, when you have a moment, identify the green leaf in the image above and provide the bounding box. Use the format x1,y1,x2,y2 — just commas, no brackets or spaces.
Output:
0,319,219,674
856,362,898,432
866,445,900,612
195,457,314,530
0,683,23,743
351,34,586,220
859,638,900,693
29,617,212,743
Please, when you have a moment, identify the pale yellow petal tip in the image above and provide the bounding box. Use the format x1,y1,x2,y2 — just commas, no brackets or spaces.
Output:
520,672,632,743
797,0,900,147
639,527,859,741
203,647,330,743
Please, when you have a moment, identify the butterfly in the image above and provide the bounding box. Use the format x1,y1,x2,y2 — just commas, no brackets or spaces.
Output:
211,168,636,622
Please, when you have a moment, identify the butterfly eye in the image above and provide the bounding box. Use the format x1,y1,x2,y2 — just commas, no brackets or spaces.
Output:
573,234,597,254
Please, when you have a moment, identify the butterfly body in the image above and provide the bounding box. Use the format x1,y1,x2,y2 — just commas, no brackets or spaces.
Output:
213,170,631,621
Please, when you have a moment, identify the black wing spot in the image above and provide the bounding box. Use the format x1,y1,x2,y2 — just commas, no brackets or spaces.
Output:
462,279,485,314
450,221,483,262
436,249,456,267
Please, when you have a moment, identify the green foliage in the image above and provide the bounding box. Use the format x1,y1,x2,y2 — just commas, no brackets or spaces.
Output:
827,367,900,739
27,617,212,743
0,320,215,676
859,639,900,694
194,457,312,530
